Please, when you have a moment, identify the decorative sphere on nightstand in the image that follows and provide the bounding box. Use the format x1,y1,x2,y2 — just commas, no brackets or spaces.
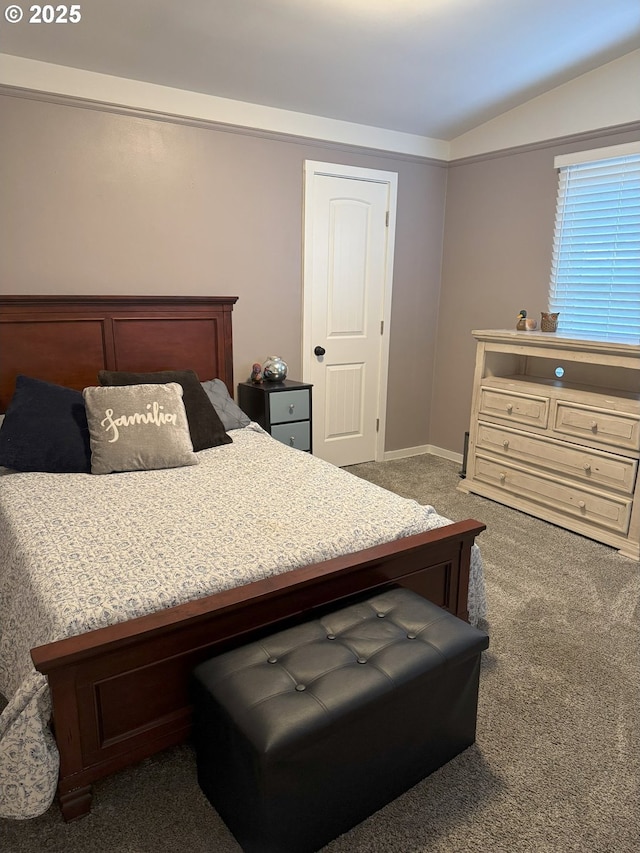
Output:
262,356,288,381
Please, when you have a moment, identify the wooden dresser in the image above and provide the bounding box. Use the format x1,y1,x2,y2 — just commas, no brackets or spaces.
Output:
458,329,640,561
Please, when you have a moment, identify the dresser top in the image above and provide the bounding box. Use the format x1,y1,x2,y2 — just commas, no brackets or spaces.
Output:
472,329,640,358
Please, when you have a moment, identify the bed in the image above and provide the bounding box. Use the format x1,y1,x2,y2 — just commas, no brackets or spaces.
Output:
0,295,486,822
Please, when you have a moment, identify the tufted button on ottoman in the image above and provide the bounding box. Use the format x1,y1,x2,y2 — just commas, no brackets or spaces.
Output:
191,588,489,853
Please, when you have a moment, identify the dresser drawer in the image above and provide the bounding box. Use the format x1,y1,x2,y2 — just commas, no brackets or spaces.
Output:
269,390,310,424
476,422,638,494
553,402,640,451
479,387,549,428
474,456,633,534
271,421,311,451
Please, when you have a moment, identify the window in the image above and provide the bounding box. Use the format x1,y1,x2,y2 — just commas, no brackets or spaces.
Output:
549,142,640,343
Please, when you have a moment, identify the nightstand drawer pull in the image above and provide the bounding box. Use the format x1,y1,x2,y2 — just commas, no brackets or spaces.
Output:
289,404,295,414
289,436,295,446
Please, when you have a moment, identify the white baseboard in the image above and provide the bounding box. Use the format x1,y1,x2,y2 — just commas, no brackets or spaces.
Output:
382,444,463,465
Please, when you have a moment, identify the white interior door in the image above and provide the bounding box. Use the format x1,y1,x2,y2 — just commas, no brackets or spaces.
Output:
303,162,397,467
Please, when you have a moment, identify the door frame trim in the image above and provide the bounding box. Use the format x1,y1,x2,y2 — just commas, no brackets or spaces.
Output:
302,160,398,463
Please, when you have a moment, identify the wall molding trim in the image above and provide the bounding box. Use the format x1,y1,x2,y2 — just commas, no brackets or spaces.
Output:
4,82,635,169
0,54,449,159
2,52,638,164
0,83,449,167
383,444,431,461
383,444,464,466
449,120,640,167
5,81,636,170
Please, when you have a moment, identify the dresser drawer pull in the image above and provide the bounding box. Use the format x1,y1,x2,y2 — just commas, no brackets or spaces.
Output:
499,472,506,483
289,436,295,446
578,500,586,510
506,403,513,413
502,440,510,449
591,421,598,432
583,463,591,472
289,404,295,414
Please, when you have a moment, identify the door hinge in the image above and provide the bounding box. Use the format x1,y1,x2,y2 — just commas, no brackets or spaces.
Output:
376,418,380,432
380,320,384,335
385,211,389,227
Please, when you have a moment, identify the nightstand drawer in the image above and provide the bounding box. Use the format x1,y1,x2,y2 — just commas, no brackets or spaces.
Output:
271,421,311,451
269,390,310,424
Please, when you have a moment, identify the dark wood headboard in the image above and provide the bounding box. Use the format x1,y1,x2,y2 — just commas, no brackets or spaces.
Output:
0,295,238,412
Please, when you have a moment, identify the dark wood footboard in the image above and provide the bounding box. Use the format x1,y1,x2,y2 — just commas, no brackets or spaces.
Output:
31,519,484,821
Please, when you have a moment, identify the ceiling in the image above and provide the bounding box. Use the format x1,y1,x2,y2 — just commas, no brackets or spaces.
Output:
1,0,639,140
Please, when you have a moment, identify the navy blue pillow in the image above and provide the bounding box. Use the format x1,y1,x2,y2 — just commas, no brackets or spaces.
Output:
0,375,91,473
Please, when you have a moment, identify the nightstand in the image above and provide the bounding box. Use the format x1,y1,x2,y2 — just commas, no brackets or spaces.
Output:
238,379,313,452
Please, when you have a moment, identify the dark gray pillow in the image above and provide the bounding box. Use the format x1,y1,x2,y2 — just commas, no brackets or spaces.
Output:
201,379,250,431
83,383,198,474
98,368,231,452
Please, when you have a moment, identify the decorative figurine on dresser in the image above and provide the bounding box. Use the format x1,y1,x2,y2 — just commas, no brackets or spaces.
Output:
458,329,640,561
250,362,263,383
516,309,537,331
238,374,313,453
540,312,560,332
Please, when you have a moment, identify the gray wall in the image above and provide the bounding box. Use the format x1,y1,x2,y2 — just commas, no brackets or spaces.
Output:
0,94,446,453
1,92,637,455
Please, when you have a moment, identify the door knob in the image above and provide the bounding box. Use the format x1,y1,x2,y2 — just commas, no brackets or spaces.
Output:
314,346,326,356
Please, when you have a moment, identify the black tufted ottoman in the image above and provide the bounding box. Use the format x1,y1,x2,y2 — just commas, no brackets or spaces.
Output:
191,588,489,853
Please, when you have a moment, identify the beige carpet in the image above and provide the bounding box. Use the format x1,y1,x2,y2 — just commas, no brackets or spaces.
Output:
1,454,638,853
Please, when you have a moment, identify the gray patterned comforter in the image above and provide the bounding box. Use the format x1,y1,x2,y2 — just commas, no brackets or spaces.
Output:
0,424,486,819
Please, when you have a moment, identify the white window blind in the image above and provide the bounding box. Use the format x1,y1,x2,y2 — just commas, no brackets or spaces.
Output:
549,143,640,343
